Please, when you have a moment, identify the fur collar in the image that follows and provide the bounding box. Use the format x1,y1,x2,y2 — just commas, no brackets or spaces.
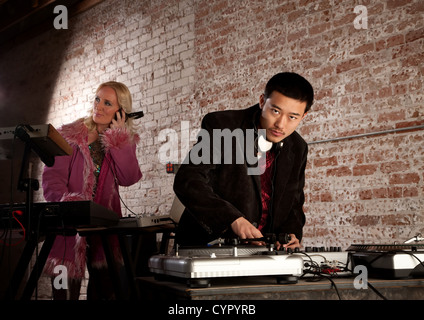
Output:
58,118,89,148
58,118,95,201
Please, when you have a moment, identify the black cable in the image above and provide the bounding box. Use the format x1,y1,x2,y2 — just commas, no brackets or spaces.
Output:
324,274,342,300
350,248,424,300
344,265,388,300
299,251,389,300
366,281,387,300
302,270,342,299
103,151,138,217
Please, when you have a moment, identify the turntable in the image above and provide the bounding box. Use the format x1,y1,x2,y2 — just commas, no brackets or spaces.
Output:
148,241,304,288
348,241,424,279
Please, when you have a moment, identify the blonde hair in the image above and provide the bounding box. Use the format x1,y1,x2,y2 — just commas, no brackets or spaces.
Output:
84,81,136,132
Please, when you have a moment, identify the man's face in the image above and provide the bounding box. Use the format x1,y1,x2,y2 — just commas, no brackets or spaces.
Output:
258,91,307,143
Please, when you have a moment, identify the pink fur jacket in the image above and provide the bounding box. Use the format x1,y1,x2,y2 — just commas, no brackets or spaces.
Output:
42,119,142,279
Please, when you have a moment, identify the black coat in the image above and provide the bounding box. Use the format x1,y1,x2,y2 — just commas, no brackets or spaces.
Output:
173,104,307,246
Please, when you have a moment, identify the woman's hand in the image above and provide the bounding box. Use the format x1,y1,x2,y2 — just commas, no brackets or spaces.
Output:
110,109,126,129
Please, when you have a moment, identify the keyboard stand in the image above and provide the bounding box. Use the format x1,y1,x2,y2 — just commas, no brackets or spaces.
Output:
4,231,59,300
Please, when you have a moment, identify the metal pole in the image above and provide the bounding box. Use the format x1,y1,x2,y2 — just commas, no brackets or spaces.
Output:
308,124,424,145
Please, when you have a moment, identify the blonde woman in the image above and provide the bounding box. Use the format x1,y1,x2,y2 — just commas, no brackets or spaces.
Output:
42,81,142,299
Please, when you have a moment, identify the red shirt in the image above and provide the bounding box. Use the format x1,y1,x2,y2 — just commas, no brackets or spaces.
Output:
258,150,276,231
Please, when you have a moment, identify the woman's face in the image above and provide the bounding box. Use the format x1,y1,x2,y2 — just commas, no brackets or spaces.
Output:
92,86,120,125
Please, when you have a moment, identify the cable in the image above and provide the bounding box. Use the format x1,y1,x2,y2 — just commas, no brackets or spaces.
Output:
366,281,387,300
0,210,25,247
301,269,342,299
342,263,388,300
118,191,138,216
102,152,139,217
298,251,389,300
348,248,424,300
324,274,342,300
298,251,350,277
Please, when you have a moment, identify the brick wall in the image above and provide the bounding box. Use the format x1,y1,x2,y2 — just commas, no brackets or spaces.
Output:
0,0,423,267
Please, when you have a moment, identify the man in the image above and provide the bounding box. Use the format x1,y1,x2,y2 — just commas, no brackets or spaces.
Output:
173,72,314,249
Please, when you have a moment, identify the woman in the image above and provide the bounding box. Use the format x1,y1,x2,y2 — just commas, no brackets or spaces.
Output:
42,81,142,299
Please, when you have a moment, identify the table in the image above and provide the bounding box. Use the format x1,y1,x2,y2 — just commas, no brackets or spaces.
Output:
76,223,175,300
137,275,424,300
3,222,175,300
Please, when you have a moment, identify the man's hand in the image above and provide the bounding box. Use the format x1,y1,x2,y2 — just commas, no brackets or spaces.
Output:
275,233,301,250
231,218,300,249
231,217,264,242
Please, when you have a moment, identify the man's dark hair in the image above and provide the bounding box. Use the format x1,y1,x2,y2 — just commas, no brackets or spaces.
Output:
264,72,314,113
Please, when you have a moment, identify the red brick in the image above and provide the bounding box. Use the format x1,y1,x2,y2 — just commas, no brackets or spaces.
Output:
393,83,408,95
380,161,410,173
353,215,380,226
309,22,331,35
287,8,307,23
386,34,405,48
405,27,424,43
377,110,405,123
352,43,375,55
395,120,424,129
320,192,333,202
359,189,373,200
381,213,414,226
409,1,424,12
326,166,352,177
387,0,413,9
353,164,378,176
287,29,306,43
313,156,338,167
402,51,424,68
378,86,393,98
372,188,388,199
388,186,403,198
336,58,362,73
403,186,418,197
338,153,364,166
389,173,421,185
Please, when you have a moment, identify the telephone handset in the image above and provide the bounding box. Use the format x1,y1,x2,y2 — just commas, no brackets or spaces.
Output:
114,110,144,121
